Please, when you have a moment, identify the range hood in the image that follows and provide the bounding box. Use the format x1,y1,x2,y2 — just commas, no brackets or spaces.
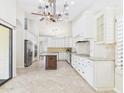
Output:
75,41,90,55
76,40,89,43
74,36,91,43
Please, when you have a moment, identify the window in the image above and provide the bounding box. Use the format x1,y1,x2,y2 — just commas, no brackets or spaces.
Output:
115,17,123,70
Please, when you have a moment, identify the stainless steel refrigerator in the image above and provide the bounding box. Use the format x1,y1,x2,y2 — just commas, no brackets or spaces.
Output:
24,40,33,67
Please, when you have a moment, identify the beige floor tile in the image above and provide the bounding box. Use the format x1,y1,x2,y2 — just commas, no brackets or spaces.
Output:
0,61,114,93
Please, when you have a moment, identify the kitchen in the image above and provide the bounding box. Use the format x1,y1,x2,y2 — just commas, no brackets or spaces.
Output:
0,0,123,93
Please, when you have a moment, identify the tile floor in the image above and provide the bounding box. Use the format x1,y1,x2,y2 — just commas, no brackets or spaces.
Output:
0,61,115,93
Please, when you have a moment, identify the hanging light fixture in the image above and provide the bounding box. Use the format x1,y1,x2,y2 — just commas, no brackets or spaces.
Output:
32,0,69,22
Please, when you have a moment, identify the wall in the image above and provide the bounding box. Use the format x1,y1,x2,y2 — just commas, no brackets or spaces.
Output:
0,0,16,26
25,18,40,62
16,20,25,68
16,4,25,29
28,19,40,36
39,21,72,37
0,0,16,77
16,4,40,66
16,5,25,68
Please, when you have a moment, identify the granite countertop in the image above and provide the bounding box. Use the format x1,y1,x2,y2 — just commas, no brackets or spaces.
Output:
71,53,114,61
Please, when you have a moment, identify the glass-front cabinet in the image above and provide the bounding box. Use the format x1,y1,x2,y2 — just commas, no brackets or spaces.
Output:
97,15,104,42
96,8,115,43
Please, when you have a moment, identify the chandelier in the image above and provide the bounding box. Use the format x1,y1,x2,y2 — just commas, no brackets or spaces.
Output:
32,0,69,22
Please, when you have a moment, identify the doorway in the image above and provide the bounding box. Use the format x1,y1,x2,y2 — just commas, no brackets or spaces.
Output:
0,23,13,86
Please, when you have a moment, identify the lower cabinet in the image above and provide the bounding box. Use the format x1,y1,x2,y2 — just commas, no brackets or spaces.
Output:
58,53,66,60
65,53,71,64
71,54,114,91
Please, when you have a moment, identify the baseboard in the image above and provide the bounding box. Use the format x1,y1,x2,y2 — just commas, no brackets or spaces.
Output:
94,87,114,92
16,66,24,68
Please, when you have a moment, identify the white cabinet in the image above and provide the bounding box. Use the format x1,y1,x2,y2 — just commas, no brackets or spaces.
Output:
96,8,115,43
90,42,115,59
47,38,55,47
72,11,96,39
71,54,114,91
65,53,71,64
59,53,66,60
94,61,114,89
64,37,72,47
47,37,72,48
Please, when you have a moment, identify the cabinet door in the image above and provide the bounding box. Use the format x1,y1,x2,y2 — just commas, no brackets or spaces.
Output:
59,53,66,60
86,61,94,85
49,38,55,47
94,62,114,88
97,15,104,42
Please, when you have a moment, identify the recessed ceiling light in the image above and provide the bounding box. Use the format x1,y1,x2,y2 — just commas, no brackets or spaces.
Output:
71,1,75,5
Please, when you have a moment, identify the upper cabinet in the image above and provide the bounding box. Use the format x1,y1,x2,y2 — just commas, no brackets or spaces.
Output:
47,37,72,48
96,15,104,42
96,8,115,43
72,11,96,39
72,9,116,44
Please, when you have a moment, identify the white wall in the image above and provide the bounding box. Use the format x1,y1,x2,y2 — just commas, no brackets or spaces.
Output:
16,20,25,68
39,21,72,37
16,5,25,68
28,19,40,36
16,4,25,29
0,0,16,26
16,4,40,66
25,18,39,62
0,0,16,77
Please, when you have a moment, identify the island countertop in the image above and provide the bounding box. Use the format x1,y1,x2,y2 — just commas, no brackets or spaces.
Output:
40,52,59,56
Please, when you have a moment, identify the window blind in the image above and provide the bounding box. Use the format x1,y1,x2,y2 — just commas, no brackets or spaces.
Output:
115,17,123,70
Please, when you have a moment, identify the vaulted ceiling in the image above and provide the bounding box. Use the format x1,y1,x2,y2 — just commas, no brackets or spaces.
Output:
17,0,95,21
17,0,122,21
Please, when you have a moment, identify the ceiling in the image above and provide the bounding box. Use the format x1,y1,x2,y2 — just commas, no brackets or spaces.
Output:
16,0,95,21
17,0,122,21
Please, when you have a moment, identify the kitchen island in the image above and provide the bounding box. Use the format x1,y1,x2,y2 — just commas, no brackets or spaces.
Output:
41,53,58,70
